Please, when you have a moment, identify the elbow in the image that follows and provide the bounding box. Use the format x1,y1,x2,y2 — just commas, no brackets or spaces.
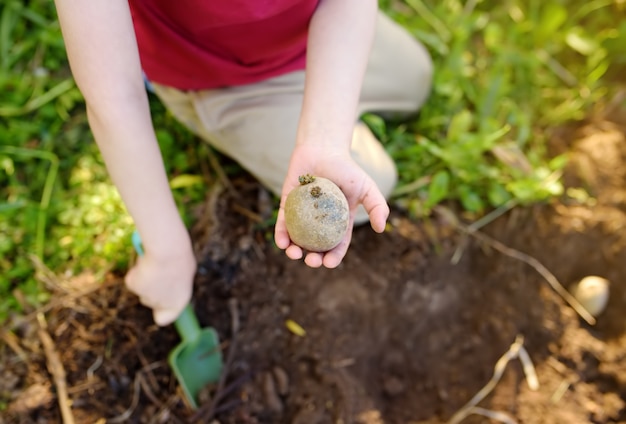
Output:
81,78,150,122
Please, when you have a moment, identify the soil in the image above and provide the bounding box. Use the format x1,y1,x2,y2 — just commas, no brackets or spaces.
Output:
3,113,626,424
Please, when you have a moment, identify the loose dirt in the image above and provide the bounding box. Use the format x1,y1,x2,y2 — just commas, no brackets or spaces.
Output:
2,115,626,424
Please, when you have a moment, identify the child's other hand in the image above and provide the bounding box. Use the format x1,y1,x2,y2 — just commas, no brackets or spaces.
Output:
125,247,196,326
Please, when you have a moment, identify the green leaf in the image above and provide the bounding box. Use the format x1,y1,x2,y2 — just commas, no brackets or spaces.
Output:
548,154,569,171
487,182,511,206
447,109,473,142
566,28,598,56
538,3,567,43
484,22,503,51
169,174,204,189
587,60,610,86
361,114,387,140
0,155,14,175
458,186,484,212
507,179,540,203
426,170,450,207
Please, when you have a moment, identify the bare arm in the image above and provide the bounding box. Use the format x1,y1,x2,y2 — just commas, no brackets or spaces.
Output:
299,0,378,150
275,0,389,268
55,0,195,325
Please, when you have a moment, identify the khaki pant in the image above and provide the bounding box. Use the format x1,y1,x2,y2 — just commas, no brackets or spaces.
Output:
153,12,433,215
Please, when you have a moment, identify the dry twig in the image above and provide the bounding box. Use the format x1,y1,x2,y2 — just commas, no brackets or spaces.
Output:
108,361,168,423
447,335,538,424
134,344,160,392
1,329,28,363
25,278,117,322
86,355,103,382
108,374,142,423
37,313,75,424
206,147,239,198
467,407,517,424
66,381,107,396
232,202,264,223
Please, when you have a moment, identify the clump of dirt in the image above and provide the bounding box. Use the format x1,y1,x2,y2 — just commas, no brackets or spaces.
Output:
2,116,626,424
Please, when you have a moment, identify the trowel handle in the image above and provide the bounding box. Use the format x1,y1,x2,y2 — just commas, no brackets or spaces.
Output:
131,231,201,342
173,305,202,343
131,230,145,256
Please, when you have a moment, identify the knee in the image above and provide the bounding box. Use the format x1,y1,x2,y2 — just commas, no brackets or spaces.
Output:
352,122,398,198
364,13,435,115
392,32,433,113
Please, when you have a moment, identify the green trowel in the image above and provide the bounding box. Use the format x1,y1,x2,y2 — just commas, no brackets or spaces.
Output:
132,231,223,409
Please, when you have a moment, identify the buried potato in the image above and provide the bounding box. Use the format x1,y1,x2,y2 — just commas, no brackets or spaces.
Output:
284,175,349,252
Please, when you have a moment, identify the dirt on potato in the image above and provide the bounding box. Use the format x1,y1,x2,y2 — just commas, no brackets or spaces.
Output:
3,113,626,424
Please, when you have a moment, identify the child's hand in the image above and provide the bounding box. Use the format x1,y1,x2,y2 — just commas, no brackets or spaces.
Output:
274,142,389,268
125,248,196,326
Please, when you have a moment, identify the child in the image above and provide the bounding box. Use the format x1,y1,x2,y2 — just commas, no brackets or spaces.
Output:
53,0,432,325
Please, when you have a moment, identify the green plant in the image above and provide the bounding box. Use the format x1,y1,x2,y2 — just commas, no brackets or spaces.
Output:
374,0,625,216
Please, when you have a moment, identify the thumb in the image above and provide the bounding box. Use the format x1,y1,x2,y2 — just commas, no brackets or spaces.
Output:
360,182,390,233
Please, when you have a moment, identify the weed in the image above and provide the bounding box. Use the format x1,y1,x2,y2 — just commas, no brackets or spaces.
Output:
374,0,625,216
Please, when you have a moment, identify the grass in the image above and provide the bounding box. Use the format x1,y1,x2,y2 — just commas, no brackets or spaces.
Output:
377,0,626,215
1,0,625,322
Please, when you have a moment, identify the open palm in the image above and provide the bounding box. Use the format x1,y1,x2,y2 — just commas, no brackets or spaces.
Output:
274,143,389,268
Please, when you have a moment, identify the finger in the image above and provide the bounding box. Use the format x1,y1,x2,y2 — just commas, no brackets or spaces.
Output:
321,220,354,268
285,244,304,260
124,266,138,292
153,308,181,326
360,183,390,233
304,252,323,268
274,204,292,250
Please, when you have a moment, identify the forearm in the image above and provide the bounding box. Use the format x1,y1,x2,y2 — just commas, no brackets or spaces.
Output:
55,0,191,257
87,98,191,258
298,0,378,149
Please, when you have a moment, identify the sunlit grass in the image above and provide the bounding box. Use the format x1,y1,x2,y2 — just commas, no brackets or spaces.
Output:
377,0,625,215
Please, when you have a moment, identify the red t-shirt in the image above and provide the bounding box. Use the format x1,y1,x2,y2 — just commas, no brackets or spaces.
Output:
128,0,320,90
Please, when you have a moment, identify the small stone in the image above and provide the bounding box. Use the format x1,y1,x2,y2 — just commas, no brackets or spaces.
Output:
262,372,283,413
272,366,290,396
197,383,216,405
382,376,406,397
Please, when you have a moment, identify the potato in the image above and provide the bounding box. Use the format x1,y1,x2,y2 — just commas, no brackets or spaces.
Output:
570,275,610,317
284,175,349,252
